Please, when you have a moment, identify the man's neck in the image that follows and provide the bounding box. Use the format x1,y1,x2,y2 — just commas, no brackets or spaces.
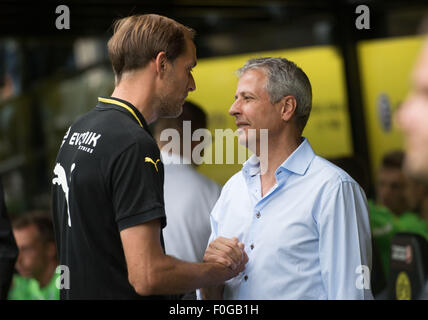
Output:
260,131,301,178
111,69,158,124
259,131,302,197
36,260,57,289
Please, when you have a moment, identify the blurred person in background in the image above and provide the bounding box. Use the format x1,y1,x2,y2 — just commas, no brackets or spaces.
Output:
8,211,59,300
405,178,428,223
0,179,18,299
369,151,428,282
397,27,428,184
375,151,410,216
154,100,221,299
154,100,220,264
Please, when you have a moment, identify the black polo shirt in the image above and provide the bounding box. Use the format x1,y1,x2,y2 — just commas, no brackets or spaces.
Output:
0,180,18,299
52,96,168,299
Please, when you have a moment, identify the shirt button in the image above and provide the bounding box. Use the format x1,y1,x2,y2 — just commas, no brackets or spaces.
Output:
256,212,261,219
244,275,248,281
250,244,254,250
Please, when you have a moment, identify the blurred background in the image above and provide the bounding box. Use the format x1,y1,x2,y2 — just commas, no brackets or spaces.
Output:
0,0,427,216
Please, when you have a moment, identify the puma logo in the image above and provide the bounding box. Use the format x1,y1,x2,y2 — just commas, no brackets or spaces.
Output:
52,163,75,227
145,157,160,172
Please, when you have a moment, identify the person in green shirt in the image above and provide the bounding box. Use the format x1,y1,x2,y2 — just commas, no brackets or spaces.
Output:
370,151,428,281
7,211,59,300
369,201,428,276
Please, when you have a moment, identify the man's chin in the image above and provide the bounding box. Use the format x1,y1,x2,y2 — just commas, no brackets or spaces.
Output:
18,271,32,278
159,104,183,119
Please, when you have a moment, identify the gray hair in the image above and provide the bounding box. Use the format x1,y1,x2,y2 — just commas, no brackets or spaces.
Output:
236,57,312,133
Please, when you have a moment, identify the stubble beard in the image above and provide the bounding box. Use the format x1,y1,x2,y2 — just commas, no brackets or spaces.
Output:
157,92,183,119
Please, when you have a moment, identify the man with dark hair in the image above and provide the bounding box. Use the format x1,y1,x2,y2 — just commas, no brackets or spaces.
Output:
0,180,18,299
376,151,409,216
52,14,246,300
154,101,221,299
154,100,220,266
8,212,59,300
369,151,428,282
200,57,373,299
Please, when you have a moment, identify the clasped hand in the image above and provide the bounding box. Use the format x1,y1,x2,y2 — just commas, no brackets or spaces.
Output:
203,237,248,273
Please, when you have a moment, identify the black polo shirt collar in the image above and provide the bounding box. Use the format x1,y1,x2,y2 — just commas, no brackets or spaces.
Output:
96,96,150,133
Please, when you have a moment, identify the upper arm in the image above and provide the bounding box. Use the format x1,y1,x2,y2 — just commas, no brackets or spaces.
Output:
111,141,166,231
318,180,373,299
120,218,164,295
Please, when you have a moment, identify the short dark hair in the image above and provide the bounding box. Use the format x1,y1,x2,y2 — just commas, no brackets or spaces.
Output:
12,211,55,244
381,150,405,170
108,14,195,83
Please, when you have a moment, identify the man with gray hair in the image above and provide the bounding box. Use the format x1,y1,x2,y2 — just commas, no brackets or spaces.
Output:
200,57,373,299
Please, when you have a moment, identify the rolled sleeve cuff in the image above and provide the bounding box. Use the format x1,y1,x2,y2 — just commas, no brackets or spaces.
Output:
117,206,166,231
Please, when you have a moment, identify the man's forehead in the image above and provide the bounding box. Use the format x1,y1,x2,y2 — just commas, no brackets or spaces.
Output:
236,69,267,92
185,37,197,64
13,224,39,237
378,167,405,177
238,69,267,85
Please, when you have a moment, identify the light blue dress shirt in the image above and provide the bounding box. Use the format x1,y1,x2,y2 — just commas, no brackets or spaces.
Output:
207,138,373,300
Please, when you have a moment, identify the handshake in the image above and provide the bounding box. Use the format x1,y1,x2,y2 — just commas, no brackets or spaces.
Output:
204,236,248,272
200,236,248,299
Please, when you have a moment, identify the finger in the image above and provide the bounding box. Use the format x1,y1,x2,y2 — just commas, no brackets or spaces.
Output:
213,238,243,263
205,243,235,265
203,253,233,269
242,250,249,264
206,243,239,270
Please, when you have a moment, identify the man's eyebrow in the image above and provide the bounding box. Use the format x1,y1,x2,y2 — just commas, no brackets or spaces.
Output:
234,91,253,99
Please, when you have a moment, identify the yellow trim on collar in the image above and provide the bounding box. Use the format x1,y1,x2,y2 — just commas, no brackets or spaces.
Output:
98,97,143,128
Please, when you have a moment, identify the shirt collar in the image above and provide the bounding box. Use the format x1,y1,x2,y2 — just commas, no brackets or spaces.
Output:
281,137,315,175
242,137,315,178
96,96,150,132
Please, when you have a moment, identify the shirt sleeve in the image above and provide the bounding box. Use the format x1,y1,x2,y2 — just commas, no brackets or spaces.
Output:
0,181,18,300
317,180,374,300
110,140,166,232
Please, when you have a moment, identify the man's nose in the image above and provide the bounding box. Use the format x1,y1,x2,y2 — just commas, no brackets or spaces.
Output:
229,100,240,116
188,73,196,92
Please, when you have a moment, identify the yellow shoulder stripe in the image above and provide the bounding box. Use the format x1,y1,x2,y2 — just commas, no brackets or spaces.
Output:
98,97,143,128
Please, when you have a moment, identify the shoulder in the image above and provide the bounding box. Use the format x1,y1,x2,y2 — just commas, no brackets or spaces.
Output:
70,107,158,155
220,170,246,193
309,155,359,188
212,170,246,207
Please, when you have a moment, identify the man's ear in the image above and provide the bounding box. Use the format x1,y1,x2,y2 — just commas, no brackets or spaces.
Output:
154,51,168,76
280,95,297,122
